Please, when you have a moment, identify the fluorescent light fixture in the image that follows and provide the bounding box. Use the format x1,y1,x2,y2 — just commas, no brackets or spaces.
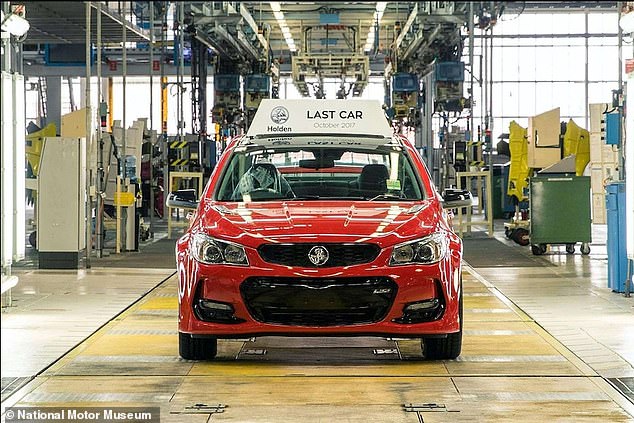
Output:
0,10,30,37
364,2,386,52
269,2,297,53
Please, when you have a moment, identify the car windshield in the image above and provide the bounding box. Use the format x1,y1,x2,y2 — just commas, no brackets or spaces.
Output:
214,138,426,202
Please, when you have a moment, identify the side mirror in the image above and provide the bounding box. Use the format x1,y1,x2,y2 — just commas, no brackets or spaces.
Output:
166,189,199,210
441,188,472,209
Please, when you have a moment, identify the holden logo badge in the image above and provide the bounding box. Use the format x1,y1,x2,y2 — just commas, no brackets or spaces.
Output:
270,106,289,124
308,245,329,266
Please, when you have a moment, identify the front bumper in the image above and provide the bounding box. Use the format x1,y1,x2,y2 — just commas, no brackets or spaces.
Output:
177,246,462,338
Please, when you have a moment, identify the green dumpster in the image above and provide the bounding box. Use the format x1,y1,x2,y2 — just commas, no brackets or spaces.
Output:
529,174,592,255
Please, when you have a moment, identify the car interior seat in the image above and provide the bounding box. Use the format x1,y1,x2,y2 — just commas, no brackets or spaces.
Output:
357,164,389,198
251,162,294,197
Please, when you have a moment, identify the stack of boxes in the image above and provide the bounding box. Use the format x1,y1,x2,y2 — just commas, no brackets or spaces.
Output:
588,103,620,224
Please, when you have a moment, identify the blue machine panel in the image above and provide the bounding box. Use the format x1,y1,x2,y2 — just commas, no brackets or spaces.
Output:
245,75,270,93
392,73,418,92
606,182,628,292
435,62,465,82
605,113,620,145
319,13,340,24
215,75,240,92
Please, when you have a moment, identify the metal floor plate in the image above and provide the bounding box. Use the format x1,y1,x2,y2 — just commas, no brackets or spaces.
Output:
3,271,633,422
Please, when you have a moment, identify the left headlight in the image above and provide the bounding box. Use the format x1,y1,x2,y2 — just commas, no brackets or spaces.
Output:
389,232,448,265
190,233,249,266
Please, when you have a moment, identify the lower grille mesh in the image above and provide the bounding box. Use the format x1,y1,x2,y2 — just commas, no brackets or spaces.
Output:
240,277,397,326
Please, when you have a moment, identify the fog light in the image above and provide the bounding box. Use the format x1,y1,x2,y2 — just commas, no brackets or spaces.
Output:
394,297,445,324
194,299,245,324
404,299,439,312
199,300,233,311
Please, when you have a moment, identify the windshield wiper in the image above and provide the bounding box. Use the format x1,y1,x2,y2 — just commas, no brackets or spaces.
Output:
289,195,321,200
366,193,410,201
288,195,367,201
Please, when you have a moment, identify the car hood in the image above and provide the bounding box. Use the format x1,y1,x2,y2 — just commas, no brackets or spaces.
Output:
195,200,442,248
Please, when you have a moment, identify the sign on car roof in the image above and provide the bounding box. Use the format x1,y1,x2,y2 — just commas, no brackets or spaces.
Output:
245,99,394,138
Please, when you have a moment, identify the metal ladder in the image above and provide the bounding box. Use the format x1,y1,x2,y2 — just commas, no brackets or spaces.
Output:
66,77,77,112
37,76,48,125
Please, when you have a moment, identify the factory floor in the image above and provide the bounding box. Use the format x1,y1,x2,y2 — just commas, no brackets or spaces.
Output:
1,222,633,422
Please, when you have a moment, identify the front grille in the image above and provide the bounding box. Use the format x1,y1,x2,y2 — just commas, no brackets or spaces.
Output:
240,277,397,326
257,243,381,267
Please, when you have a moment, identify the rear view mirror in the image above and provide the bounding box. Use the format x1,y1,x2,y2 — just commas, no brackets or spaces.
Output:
299,158,335,169
166,189,198,210
441,188,472,209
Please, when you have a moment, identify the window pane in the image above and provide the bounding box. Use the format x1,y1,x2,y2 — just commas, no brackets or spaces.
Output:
493,82,519,118
518,82,537,116
552,46,585,81
535,82,556,112
588,46,619,81
518,45,537,80
588,82,618,105
587,12,619,34
499,46,520,81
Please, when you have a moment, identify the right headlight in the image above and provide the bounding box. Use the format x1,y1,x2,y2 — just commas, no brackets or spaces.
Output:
190,233,249,266
389,232,448,265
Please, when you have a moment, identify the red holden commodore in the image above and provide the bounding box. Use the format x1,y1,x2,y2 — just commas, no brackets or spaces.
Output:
169,99,471,360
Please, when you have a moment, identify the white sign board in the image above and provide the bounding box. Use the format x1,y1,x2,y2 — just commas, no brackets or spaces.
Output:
245,99,393,138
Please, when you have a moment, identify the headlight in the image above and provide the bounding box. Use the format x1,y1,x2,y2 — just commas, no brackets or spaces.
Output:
190,233,249,266
390,232,448,265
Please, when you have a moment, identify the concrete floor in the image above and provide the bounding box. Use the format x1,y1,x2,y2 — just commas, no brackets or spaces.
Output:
1,223,633,422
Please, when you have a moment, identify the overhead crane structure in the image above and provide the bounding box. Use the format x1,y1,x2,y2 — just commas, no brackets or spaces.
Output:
7,1,508,263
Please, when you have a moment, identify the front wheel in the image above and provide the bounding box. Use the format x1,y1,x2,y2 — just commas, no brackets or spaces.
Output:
422,330,462,360
421,284,462,360
179,332,217,360
580,243,591,255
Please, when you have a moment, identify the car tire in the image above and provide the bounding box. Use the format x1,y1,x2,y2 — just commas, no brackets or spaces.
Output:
421,282,462,360
179,332,217,360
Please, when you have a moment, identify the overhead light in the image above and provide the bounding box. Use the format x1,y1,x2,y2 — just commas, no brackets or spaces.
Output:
269,2,297,53
364,2,386,53
620,11,634,33
1,10,30,37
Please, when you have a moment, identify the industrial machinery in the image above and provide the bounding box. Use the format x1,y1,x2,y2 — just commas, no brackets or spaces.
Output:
434,61,466,113
244,73,271,121
386,72,420,120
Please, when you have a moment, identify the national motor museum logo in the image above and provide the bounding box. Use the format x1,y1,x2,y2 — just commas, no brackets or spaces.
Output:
270,106,289,124
308,245,329,266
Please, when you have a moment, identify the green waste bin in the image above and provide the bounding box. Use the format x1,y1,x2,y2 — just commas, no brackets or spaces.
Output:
529,174,591,255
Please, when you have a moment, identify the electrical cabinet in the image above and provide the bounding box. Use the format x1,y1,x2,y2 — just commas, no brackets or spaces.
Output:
37,137,86,269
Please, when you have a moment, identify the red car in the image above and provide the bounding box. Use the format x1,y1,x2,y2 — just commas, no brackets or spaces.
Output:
169,100,471,360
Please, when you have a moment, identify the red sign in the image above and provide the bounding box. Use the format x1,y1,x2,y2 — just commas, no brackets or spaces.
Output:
109,61,117,71
626,59,634,75
153,60,160,71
